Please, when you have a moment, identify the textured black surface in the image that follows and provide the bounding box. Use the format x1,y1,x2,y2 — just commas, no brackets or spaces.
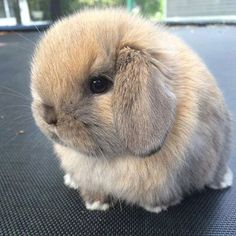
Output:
0,27,236,235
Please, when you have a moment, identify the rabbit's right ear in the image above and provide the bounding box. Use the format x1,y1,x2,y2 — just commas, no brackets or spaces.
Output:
113,47,176,156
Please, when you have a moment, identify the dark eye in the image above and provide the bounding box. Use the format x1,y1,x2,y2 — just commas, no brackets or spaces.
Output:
89,76,112,94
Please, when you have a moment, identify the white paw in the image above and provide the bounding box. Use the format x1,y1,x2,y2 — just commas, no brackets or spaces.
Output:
210,167,233,190
142,205,167,214
221,167,233,188
85,201,110,211
63,174,78,189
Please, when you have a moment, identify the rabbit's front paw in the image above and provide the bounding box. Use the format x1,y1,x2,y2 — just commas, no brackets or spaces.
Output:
63,173,78,189
142,198,181,214
85,201,110,211
142,205,167,214
209,167,233,190
81,190,110,211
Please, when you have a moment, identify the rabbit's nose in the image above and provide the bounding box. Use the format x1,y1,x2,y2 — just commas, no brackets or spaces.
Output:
43,104,58,125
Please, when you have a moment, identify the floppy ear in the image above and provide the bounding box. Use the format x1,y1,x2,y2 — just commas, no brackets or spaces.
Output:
113,47,176,156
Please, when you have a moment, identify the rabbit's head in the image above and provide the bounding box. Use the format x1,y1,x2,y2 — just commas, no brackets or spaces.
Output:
31,9,176,158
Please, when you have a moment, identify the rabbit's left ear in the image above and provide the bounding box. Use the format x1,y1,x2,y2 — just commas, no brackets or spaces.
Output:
113,47,176,156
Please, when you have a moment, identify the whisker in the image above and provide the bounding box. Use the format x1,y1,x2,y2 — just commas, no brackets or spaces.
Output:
32,134,48,151
8,43,33,53
0,117,35,149
15,32,37,47
39,136,52,150
0,117,34,133
0,110,31,119
0,90,42,106
0,113,32,125
0,105,32,113
0,92,31,102
23,131,52,157
0,85,32,101
0,133,19,149
33,24,42,34
33,25,43,34
18,131,39,155
0,112,33,126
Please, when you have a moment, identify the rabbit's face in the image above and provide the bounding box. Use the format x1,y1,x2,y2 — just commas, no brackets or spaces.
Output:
31,9,176,158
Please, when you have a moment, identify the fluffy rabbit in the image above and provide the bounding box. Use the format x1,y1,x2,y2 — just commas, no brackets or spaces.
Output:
31,9,233,213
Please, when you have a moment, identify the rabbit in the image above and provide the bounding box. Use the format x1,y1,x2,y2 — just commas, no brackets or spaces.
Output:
31,8,233,213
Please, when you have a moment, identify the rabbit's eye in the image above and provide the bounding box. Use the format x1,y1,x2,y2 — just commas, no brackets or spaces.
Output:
89,76,112,94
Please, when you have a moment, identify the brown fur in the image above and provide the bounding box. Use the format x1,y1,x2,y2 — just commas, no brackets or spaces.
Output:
31,9,232,211
113,47,176,156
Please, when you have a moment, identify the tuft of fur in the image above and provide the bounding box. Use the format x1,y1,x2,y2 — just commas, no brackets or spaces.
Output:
31,8,232,213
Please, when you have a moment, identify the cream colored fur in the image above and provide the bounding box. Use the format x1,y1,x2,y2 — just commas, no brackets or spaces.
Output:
31,9,232,213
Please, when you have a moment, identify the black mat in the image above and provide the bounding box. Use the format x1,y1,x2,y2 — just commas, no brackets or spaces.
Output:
0,27,236,235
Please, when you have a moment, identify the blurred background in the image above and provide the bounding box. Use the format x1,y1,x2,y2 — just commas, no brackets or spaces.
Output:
0,0,236,29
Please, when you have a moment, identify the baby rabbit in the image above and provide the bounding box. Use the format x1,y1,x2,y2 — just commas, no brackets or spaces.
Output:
31,9,233,213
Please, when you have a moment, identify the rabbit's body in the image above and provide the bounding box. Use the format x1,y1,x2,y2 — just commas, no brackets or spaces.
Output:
31,9,232,213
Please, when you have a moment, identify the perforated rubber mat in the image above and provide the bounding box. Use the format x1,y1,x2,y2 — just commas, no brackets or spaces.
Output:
0,27,236,235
